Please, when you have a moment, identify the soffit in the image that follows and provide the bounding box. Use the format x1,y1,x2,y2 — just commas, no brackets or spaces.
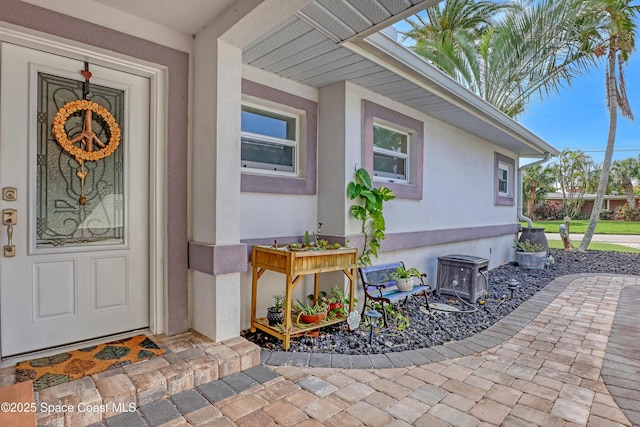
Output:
243,0,557,157
94,0,236,34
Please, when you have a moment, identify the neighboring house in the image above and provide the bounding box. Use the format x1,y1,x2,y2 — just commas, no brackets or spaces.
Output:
544,192,640,217
0,0,558,361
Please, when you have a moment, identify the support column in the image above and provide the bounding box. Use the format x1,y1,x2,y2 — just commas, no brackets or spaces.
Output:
190,0,314,341
191,25,243,341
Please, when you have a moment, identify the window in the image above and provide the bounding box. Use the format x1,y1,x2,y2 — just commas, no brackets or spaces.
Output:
373,124,409,182
498,163,510,195
495,153,515,206
241,104,298,174
363,101,424,200
240,79,317,195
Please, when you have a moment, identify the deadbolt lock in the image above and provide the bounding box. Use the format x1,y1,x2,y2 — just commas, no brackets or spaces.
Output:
2,187,17,201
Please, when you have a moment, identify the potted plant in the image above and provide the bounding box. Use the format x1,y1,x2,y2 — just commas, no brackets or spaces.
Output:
514,239,547,269
392,266,422,292
328,285,348,316
294,300,328,324
266,293,285,326
328,285,345,311
307,286,350,317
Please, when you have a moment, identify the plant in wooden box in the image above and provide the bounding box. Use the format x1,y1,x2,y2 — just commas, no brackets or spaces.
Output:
391,266,422,292
294,300,328,324
266,293,285,326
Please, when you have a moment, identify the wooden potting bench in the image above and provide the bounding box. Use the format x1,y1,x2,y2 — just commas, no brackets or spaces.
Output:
250,245,357,350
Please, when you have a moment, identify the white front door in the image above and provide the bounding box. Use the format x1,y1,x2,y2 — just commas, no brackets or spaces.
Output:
0,43,150,357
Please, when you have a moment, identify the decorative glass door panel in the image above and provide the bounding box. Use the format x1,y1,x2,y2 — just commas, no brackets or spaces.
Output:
36,73,125,248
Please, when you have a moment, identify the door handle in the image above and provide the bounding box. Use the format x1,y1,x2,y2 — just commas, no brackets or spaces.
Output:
3,208,16,257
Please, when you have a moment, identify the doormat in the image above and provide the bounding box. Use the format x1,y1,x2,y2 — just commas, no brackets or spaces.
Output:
15,335,164,391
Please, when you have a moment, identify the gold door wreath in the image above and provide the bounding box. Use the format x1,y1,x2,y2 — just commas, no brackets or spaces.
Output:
52,100,121,205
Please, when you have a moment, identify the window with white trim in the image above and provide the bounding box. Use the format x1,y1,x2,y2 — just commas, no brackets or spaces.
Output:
241,103,299,174
494,152,515,206
498,162,510,196
373,124,409,182
363,100,424,199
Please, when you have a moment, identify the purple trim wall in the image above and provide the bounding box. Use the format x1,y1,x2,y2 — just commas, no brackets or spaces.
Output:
0,0,189,335
241,79,318,195
495,152,516,206
380,223,520,251
188,243,248,275
362,100,424,200
240,223,519,258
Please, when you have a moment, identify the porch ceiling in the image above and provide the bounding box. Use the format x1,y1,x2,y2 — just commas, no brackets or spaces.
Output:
94,0,236,35
243,0,558,158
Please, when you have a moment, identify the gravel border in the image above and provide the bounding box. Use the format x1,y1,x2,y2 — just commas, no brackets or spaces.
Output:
243,249,640,359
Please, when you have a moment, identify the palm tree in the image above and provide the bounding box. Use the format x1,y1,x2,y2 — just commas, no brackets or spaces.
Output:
610,157,639,208
522,164,556,219
579,0,639,251
402,0,515,93
402,0,596,117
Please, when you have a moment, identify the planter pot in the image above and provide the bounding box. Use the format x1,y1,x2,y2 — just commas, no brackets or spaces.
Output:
519,227,548,252
515,251,547,269
266,307,284,326
297,311,326,324
329,302,343,312
396,278,413,292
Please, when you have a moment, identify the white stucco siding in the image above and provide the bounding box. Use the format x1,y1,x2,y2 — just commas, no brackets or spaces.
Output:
237,75,522,331
239,66,320,240
240,194,318,239
421,125,516,230
343,81,519,235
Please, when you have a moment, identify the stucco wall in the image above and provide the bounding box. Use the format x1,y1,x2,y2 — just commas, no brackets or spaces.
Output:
239,65,320,240
238,73,520,330
343,81,517,232
239,66,321,326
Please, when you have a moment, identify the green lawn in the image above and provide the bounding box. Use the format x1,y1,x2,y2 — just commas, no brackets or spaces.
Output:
547,239,640,253
521,220,640,235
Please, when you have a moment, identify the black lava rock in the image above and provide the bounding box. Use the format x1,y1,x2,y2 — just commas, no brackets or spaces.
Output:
242,248,639,354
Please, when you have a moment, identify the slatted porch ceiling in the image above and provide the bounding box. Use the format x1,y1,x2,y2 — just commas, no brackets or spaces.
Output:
242,0,556,157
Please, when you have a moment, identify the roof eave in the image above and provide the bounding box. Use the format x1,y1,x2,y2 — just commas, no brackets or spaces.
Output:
344,32,560,158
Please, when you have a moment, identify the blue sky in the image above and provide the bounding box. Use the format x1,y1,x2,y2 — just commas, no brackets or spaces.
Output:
518,50,640,165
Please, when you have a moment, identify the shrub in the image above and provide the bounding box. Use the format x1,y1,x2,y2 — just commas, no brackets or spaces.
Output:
599,209,613,220
533,201,562,220
572,212,590,220
615,205,640,221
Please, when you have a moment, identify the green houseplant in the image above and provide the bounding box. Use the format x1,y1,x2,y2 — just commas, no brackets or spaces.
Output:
294,300,328,324
347,168,396,266
266,293,285,326
308,285,354,317
391,266,422,292
515,239,547,269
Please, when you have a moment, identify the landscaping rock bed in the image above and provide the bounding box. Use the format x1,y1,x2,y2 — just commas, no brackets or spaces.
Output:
242,248,639,354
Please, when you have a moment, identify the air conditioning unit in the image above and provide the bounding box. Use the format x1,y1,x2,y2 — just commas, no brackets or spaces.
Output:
436,254,489,303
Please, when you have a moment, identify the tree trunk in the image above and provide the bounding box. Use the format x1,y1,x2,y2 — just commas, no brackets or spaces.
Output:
623,178,636,209
579,51,617,251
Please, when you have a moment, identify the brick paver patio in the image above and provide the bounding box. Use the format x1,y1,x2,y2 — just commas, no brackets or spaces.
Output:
1,273,638,426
